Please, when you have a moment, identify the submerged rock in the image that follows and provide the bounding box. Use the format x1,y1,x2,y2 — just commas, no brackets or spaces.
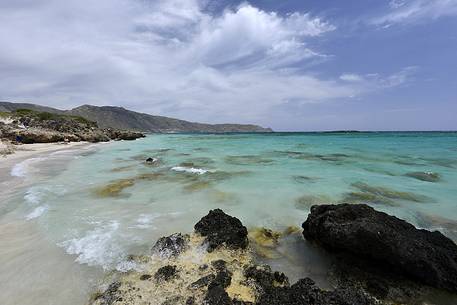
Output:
351,181,431,202
341,191,396,206
294,194,333,211
225,155,274,166
94,179,135,197
195,209,248,252
291,175,319,184
248,228,281,248
405,171,441,182
303,204,457,292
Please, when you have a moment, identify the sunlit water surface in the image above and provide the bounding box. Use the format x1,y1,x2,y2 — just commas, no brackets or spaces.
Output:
1,132,457,305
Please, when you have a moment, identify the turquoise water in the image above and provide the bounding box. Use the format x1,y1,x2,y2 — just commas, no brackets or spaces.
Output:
2,132,457,304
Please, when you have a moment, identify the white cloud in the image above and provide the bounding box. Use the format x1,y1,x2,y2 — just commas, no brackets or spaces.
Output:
0,0,413,127
340,67,417,91
340,74,364,82
373,0,457,26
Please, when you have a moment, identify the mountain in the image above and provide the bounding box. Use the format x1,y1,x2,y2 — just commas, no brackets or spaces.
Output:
0,102,272,133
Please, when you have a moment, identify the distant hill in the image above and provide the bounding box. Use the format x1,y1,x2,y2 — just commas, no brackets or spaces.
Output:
0,102,272,133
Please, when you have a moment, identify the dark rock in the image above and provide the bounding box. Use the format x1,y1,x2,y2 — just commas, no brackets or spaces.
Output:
154,265,178,282
161,296,183,305
329,253,426,303
209,270,232,289
246,266,375,305
244,265,289,291
199,264,209,271
204,285,233,305
145,157,155,163
303,204,457,292
186,297,195,305
211,260,227,271
151,233,189,258
195,209,248,252
190,274,216,289
95,281,122,305
233,300,254,305
139,274,152,281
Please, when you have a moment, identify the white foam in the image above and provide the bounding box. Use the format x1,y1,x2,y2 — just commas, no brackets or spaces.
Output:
25,205,48,220
24,188,44,205
134,213,159,229
10,157,46,177
115,260,142,272
171,166,212,175
59,221,122,269
24,185,67,205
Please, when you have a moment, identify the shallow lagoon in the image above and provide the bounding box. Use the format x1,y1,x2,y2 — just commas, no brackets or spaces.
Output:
1,132,457,305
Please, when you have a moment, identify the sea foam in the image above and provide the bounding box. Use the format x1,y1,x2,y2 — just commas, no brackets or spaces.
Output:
25,205,48,220
59,221,122,269
11,157,46,177
171,166,211,175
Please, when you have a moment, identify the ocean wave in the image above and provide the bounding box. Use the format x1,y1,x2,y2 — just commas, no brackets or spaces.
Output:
59,221,122,269
10,157,46,177
24,188,45,205
24,185,67,205
171,166,212,175
25,205,48,220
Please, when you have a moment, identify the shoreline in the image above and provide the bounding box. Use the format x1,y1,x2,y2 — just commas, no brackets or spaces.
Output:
0,141,98,203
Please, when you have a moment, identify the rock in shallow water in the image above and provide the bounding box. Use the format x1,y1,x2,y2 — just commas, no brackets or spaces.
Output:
245,265,374,305
405,171,440,182
151,233,189,258
195,209,248,252
302,204,457,292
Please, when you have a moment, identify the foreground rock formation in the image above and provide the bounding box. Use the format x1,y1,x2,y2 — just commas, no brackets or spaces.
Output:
90,206,457,305
90,209,375,305
0,109,144,143
303,204,457,295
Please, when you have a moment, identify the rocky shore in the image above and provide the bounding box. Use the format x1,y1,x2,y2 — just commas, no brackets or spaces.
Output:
89,206,457,305
0,109,144,144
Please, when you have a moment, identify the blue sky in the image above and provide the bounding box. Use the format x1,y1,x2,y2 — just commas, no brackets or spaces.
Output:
0,0,456,130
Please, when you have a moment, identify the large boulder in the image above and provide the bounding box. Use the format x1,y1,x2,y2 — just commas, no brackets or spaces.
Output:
302,204,457,292
195,209,248,252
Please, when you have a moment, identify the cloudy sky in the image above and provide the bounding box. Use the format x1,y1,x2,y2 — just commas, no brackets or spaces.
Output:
1,0,456,131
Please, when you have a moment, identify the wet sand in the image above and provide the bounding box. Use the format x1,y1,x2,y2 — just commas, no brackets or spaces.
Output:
0,141,104,305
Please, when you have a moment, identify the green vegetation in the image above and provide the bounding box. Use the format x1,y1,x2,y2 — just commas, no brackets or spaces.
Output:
11,109,96,126
14,108,34,115
0,111,11,118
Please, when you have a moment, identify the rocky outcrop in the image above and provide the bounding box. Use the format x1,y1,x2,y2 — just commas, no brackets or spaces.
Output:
245,265,374,305
0,109,145,143
91,209,376,305
194,209,248,252
302,204,457,293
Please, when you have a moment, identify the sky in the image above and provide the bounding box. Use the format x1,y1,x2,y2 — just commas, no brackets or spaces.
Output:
0,0,456,131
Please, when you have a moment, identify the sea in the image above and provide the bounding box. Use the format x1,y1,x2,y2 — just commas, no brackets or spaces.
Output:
1,132,457,305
